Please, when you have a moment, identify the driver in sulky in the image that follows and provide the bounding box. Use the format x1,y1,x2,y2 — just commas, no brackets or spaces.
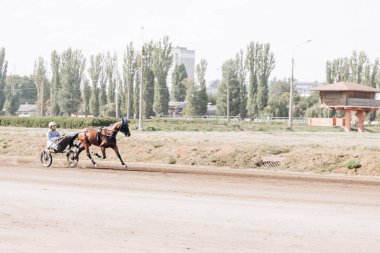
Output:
46,121,61,149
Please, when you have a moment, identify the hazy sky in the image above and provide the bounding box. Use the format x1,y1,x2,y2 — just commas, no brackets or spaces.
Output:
1,0,379,83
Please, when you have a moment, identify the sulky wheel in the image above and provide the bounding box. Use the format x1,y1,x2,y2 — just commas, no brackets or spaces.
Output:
40,149,52,167
66,150,79,167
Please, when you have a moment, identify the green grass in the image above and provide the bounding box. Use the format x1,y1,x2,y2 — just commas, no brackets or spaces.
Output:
4,115,380,133
168,158,176,164
153,143,163,148
346,160,361,170
128,119,343,132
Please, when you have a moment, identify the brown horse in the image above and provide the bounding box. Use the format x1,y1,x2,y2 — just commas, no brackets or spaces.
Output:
77,117,131,168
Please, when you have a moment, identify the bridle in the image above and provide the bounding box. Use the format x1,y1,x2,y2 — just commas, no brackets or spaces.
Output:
103,121,129,137
119,121,129,134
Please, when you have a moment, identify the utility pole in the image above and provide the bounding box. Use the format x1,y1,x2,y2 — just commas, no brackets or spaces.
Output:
139,48,144,131
41,79,44,116
115,75,119,119
139,26,144,131
288,58,294,129
288,39,311,130
227,79,230,123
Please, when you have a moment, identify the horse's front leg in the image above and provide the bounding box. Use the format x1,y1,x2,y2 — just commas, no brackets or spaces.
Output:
84,144,97,167
101,147,106,159
112,145,127,168
93,147,106,159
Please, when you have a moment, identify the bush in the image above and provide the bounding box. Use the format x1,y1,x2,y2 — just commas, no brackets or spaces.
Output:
168,158,176,164
346,160,361,170
0,116,118,129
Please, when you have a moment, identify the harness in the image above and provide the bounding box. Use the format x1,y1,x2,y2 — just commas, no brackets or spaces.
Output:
96,127,117,145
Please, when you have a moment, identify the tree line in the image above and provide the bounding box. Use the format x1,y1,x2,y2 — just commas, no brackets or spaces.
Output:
307,50,380,118
0,39,277,119
1,43,379,120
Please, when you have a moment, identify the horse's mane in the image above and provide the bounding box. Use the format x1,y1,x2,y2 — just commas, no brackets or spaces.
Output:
106,121,122,131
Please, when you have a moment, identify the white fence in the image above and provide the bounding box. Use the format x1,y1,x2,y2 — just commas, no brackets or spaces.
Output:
155,114,307,123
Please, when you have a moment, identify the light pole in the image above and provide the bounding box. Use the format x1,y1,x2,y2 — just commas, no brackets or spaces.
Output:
227,79,230,123
138,26,144,131
115,74,119,120
288,39,311,130
41,79,44,116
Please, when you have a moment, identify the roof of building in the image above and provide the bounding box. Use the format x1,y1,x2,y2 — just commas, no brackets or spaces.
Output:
169,101,187,108
311,82,380,93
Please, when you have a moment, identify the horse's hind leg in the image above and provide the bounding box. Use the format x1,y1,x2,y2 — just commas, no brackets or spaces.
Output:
112,145,127,168
76,146,85,159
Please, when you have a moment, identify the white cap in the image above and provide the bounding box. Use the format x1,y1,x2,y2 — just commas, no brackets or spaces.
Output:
48,122,57,128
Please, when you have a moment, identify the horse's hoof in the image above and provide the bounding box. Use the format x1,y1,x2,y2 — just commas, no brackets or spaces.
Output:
94,164,98,168
123,164,128,169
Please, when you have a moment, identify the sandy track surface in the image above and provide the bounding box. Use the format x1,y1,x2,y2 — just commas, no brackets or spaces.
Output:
1,160,380,252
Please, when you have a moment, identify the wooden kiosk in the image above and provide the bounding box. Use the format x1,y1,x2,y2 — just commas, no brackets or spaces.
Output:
312,82,380,132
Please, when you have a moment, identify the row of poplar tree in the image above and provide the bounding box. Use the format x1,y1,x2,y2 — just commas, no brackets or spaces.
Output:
2,39,378,119
0,39,277,119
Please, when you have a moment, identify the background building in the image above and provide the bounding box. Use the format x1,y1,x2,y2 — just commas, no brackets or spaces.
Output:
294,81,320,97
168,46,195,88
172,46,195,79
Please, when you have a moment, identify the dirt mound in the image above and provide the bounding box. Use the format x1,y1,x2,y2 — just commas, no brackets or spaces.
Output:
1,127,380,176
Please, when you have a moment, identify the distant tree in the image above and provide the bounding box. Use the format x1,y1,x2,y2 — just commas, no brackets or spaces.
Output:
245,42,275,118
207,93,217,105
236,50,247,119
265,79,289,117
81,77,91,117
256,43,275,112
33,57,49,116
325,51,378,87
123,42,137,119
88,54,103,116
116,74,124,118
152,36,173,115
245,42,261,118
58,48,85,116
326,58,350,83
0,47,8,111
184,79,197,116
4,88,20,115
50,50,61,115
142,41,155,118
269,78,290,97
133,66,140,119
98,56,107,109
369,59,379,88
207,79,220,105
6,75,36,104
325,61,333,84
350,51,368,84
105,51,118,104
217,58,240,116
195,59,208,115
325,51,380,121
171,63,188,101
101,103,116,117
89,86,99,117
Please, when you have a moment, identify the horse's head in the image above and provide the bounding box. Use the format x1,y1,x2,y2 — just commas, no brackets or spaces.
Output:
120,117,131,137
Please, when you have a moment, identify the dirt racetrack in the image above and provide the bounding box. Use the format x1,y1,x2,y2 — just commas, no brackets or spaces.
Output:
1,158,380,252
